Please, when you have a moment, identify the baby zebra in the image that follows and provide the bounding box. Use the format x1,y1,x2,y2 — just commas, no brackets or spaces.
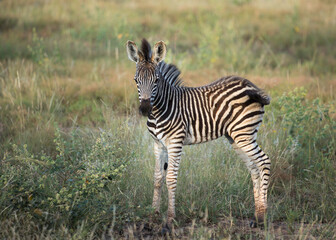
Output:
126,39,271,229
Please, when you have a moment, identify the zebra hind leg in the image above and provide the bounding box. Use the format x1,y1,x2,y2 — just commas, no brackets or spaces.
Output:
232,139,271,226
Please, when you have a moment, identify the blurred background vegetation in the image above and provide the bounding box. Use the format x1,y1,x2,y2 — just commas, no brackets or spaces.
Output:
0,0,335,239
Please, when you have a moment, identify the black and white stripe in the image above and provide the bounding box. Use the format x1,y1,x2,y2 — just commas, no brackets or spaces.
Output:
127,39,271,227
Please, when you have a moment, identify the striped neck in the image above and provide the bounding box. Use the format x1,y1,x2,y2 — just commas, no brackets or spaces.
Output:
150,62,182,118
156,61,183,87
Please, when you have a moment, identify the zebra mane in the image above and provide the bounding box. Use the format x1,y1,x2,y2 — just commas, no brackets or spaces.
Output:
140,38,152,62
158,61,183,87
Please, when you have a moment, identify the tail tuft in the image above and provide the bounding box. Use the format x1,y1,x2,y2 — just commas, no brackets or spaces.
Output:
247,90,271,105
241,79,271,105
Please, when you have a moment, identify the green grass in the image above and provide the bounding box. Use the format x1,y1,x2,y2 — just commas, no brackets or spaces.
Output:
0,0,336,238
1,98,335,239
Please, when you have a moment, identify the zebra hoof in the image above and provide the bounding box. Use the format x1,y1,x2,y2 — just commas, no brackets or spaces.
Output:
160,224,171,236
249,219,264,228
249,220,258,228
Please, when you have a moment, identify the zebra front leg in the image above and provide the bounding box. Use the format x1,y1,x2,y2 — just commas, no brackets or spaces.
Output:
152,141,168,214
165,141,183,227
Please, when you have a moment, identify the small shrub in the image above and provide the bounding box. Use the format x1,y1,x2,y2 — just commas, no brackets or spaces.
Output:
274,87,335,160
27,28,62,71
269,88,336,220
0,126,132,228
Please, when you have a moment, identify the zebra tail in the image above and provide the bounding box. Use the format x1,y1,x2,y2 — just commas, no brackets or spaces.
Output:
246,89,271,106
240,78,271,106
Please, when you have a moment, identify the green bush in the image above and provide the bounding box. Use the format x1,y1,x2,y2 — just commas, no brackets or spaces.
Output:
274,87,335,162
0,126,132,227
269,88,336,221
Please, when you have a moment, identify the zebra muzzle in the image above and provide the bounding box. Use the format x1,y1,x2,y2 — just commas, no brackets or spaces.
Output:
139,99,152,117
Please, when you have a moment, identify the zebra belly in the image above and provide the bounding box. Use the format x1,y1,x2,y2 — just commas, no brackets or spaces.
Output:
183,133,223,145
184,123,223,145
148,115,225,146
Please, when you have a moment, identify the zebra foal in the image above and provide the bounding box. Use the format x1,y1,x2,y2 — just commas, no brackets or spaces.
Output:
126,39,271,229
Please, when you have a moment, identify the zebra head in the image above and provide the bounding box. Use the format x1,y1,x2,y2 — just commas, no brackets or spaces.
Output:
126,39,167,116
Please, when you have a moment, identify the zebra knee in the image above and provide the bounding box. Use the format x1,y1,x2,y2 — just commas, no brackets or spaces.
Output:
154,169,165,184
166,177,177,190
154,179,163,189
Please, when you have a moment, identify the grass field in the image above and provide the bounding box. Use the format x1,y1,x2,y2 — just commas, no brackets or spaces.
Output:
0,0,336,239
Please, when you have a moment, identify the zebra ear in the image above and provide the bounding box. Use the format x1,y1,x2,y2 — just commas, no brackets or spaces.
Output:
126,40,143,63
152,41,167,63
